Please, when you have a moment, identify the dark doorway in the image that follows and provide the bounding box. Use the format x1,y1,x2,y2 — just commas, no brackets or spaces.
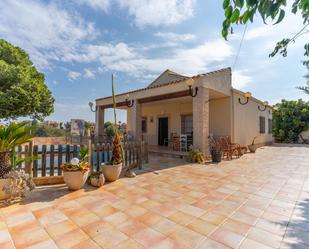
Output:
158,117,168,146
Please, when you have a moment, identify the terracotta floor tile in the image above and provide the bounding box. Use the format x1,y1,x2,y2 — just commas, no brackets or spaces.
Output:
180,204,206,217
36,210,68,227
81,220,114,238
0,229,12,243
221,218,251,235
24,239,59,249
70,210,100,227
11,227,50,249
137,211,165,226
196,238,230,249
92,227,128,248
70,239,101,249
247,227,283,248
238,238,274,249
168,226,206,249
230,211,258,226
2,147,308,249
255,218,287,237
0,240,16,249
6,212,36,228
116,219,147,236
152,218,183,236
168,211,196,226
53,228,88,249
209,227,244,249
103,211,130,226
114,239,145,249
132,228,166,248
124,205,148,218
187,218,217,236
200,212,227,226
92,205,118,218
140,199,161,210
150,237,186,249
45,220,78,238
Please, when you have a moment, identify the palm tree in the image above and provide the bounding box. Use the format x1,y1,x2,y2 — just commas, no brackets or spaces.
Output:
0,122,33,178
297,66,309,95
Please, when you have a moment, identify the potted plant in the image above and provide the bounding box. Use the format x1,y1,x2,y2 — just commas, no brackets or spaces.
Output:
187,148,205,164
89,172,105,187
103,75,125,182
248,136,259,153
209,137,222,163
61,146,89,190
0,122,35,200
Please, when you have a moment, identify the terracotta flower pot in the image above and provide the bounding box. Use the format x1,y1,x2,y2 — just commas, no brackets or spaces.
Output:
0,178,10,200
63,170,89,190
248,144,257,153
103,163,122,182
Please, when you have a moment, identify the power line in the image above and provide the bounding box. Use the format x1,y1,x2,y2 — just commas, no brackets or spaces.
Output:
232,23,248,70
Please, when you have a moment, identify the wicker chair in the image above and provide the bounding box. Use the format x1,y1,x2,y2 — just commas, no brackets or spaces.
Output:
225,136,247,156
219,136,240,160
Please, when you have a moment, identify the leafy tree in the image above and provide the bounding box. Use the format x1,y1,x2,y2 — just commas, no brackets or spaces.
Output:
221,0,309,65
297,66,309,94
0,39,54,120
104,121,113,129
273,99,309,142
104,123,115,138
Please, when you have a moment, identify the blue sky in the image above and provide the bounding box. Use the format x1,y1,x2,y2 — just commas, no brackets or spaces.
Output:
1,0,308,123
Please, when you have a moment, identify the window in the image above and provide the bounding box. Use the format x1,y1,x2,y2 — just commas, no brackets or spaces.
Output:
259,116,265,134
141,117,147,133
181,115,193,134
268,119,272,134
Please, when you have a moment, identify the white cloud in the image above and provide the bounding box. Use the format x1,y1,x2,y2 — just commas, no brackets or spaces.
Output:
232,70,252,89
154,32,196,43
65,39,234,78
243,3,306,51
118,0,195,27
84,68,95,79
0,0,97,68
77,0,110,12
68,71,82,80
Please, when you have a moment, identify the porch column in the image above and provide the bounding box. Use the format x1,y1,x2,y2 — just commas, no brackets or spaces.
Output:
193,87,210,155
130,100,142,141
95,107,104,139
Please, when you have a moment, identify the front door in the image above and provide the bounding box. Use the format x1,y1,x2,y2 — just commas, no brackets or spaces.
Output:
158,117,168,146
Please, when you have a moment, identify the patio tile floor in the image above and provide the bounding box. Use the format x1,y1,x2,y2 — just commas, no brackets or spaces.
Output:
1,145,309,248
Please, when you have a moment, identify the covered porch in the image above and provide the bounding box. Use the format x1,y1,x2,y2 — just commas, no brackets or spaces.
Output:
96,88,232,156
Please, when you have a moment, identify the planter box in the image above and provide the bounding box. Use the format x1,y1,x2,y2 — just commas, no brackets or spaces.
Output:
0,179,10,200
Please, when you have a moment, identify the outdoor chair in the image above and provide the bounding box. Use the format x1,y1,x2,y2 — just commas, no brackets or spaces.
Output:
180,134,187,152
225,136,247,156
164,132,177,148
172,134,180,151
219,136,240,160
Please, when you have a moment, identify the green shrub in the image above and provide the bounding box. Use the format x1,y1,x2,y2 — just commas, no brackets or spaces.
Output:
273,99,309,143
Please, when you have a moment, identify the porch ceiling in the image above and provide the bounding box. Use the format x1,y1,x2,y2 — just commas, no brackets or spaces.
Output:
100,89,229,110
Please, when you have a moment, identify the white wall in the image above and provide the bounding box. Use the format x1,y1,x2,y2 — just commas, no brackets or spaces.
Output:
209,97,231,137
232,91,273,146
139,100,192,145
